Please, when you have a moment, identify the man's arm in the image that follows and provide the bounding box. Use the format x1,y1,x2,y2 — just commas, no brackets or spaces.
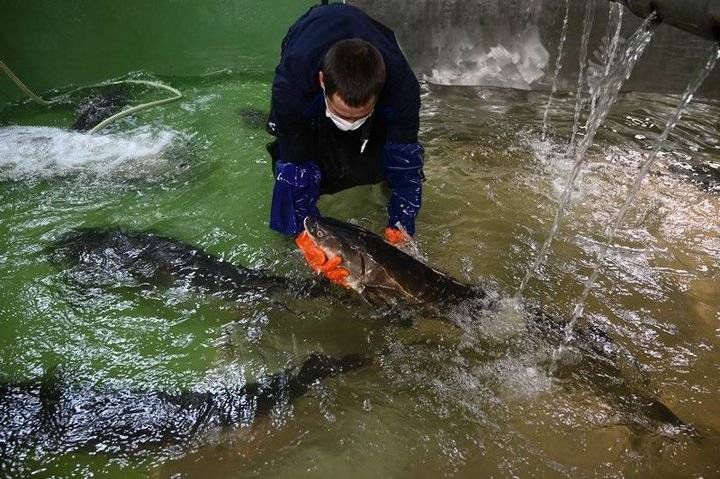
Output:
383,79,424,238
270,158,321,236
383,142,424,237
267,68,322,237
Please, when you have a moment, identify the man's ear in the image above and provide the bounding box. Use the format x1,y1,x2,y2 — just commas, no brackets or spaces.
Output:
318,71,325,90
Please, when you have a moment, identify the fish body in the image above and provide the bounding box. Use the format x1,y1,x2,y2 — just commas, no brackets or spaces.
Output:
46,223,694,439
304,216,480,307
51,229,292,300
0,354,367,459
72,88,130,131
303,217,695,437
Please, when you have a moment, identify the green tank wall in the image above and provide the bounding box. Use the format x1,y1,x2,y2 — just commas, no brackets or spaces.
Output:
0,0,318,105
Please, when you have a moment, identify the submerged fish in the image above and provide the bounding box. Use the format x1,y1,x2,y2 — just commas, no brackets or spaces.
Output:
0,353,367,461
72,87,130,131
304,216,696,437
238,107,267,130
50,229,303,301
552,349,698,438
46,223,694,438
668,160,720,193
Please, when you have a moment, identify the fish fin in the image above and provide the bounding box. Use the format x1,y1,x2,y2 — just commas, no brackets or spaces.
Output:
361,284,399,307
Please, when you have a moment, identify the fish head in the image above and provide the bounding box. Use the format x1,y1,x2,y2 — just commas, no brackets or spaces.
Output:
303,216,465,306
303,216,374,291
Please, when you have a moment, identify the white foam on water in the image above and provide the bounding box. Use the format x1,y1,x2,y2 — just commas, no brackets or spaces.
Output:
492,354,554,399
521,130,590,205
180,93,220,113
0,125,179,181
450,295,530,347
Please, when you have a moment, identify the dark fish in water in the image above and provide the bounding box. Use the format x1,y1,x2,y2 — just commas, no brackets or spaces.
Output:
238,107,267,130
553,350,698,438
0,353,367,461
50,229,299,301
304,217,618,353
304,216,481,308
305,217,619,351
72,88,130,131
668,160,720,193
47,223,694,438
304,216,695,437
304,217,615,345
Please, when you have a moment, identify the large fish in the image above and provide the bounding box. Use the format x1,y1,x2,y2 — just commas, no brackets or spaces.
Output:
46,224,694,438
304,216,697,437
50,229,313,301
303,216,484,308
0,353,367,462
303,217,618,352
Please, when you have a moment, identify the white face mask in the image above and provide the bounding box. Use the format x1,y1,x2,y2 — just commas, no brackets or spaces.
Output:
323,93,372,131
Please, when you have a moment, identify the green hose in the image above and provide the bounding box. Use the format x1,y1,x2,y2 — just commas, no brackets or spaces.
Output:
1,59,182,133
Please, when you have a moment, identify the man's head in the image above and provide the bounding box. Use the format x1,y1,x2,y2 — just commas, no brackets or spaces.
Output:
319,39,386,124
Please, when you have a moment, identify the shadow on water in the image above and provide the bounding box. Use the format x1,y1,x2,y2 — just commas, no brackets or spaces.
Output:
238,107,268,130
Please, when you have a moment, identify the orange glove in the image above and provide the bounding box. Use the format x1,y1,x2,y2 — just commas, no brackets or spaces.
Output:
295,231,350,286
384,226,410,246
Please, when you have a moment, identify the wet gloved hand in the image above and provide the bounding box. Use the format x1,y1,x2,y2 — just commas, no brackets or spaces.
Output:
295,231,350,286
384,226,411,246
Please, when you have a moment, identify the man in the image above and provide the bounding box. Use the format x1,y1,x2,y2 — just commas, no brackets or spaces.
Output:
267,3,424,286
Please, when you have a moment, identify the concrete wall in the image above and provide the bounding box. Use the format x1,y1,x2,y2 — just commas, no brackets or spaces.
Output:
350,0,720,97
2,0,718,106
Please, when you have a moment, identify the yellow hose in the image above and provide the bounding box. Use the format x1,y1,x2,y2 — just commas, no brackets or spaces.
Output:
86,79,182,134
0,59,54,105
1,59,182,133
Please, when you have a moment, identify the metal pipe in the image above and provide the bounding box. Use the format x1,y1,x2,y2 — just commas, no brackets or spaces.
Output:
612,0,720,40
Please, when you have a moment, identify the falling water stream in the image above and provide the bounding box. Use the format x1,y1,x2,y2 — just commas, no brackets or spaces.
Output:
565,44,720,333
540,0,571,140
517,11,658,297
600,3,624,106
567,0,597,153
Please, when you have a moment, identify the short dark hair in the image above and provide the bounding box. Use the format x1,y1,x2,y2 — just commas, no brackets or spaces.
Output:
322,39,386,107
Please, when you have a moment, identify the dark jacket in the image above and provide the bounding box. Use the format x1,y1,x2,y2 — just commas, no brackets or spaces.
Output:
268,3,424,236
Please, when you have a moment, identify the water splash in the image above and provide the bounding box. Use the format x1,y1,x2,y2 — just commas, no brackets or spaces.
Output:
517,10,657,297
540,0,571,140
0,125,180,181
565,44,720,331
424,25,550,89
